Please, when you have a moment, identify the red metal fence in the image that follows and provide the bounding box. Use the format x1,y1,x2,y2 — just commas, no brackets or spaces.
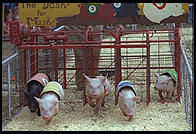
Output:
9,21,181,105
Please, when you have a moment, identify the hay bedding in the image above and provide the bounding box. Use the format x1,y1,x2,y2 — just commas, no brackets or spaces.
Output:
2,27,191,131
2,86,190,131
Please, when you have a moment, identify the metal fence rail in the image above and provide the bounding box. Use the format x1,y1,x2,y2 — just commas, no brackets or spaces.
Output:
2,52,21,127
180,43,193,130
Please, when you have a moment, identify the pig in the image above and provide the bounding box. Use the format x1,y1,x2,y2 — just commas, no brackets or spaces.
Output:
115,80,140,121
34,81,64,124
96,74,111,106
154,69,177,100
82,73,110,115
23,73,50,116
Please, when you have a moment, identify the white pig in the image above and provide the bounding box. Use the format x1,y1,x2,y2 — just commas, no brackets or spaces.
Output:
96,75,111,106
83,73,110,115
34,81,64,124
154,69,177,100
115,80,140,121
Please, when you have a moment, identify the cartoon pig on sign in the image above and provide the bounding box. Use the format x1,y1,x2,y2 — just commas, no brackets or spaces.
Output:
143,3,184,23
115,80,140,121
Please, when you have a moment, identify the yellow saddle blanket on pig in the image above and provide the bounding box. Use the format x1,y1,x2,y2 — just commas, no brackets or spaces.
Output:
40,81,62,100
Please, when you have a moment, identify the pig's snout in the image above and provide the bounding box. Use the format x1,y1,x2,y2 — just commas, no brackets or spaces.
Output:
30,109,36,113
42,115,49,120
29,107,37,113
128,113,133,120
92,93,98,97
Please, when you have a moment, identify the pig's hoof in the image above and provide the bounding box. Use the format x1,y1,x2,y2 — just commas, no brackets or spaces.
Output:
83,101,87,106
37,111,41,116
128,118,133,121
90,104,96,107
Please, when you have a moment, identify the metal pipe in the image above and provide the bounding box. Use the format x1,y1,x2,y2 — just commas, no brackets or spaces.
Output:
184,64,189,124
2,53,18,65
2,52,20,120
180,42,193,130
17,40,176,45
14,47,18,90
146,29,151,105
63,49,66,89
27,49,31,80
180,43,193,82
54,25,66,32
8,63,12,119
18,44,148,49
2,88,19,91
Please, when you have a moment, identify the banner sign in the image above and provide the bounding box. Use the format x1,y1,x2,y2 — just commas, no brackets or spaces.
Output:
18,3,189,26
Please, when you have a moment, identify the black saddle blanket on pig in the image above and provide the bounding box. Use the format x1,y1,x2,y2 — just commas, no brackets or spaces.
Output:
118,81,136,96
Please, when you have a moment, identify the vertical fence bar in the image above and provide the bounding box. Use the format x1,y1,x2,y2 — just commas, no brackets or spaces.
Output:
184,66,188,123
2,3,4,35
168,23,175,66
174,23,181,102
35,36,39,74
18,49,24,105
114,36,122,88
180,54,183,97
8,63,12,119
190,74,193,130
180,43,193,130
24,50,27,84
63,48,66,89
36,49,38,73
146,29,150,105
82,47,88,105
158,36,160,74
55,49,58,81
91,48,95,76
27,49,31,80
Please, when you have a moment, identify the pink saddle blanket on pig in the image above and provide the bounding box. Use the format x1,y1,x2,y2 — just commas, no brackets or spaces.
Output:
27,73,49,87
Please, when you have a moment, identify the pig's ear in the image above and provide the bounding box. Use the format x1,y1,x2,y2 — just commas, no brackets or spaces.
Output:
167,77,172,81
34,96,42,103
133,96,140,102
166,77,172,84
53,100,61,105
82,73,91,83
119,93,125,102
51,100,61,107
101,76,107,84
154,73,159,78
104,88,108,94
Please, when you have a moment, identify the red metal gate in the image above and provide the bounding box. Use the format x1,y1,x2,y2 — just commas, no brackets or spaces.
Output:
9,21,181,105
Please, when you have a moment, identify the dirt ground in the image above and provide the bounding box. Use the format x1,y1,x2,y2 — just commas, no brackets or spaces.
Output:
2,23,193,131
2,86,190,131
